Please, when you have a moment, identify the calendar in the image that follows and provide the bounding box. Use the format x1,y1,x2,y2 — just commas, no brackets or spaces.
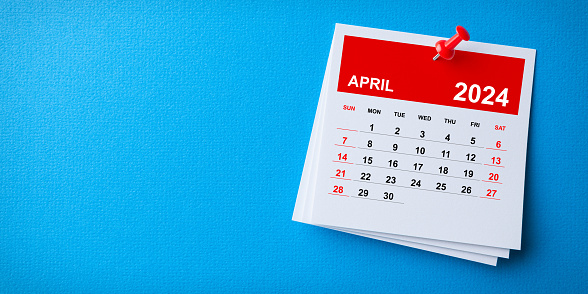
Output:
293,24,536,265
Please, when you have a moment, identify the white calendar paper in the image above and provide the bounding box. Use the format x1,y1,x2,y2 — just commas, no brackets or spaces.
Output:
293,24,535,265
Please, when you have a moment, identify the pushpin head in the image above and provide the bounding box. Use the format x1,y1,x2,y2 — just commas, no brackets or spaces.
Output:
433,26,470,61
454,26,470,42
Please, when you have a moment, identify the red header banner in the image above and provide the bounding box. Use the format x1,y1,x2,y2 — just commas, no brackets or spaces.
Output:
337,36,525,115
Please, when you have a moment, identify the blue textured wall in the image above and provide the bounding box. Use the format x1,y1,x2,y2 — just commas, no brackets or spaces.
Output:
1,1,586,292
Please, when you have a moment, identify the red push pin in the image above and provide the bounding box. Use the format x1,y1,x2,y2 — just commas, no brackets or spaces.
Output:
433,26,470,61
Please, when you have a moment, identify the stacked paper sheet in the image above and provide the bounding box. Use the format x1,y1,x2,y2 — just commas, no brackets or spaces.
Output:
293,24,536,266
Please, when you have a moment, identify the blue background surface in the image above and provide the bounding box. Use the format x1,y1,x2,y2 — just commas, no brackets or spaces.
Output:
1,1,587,292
